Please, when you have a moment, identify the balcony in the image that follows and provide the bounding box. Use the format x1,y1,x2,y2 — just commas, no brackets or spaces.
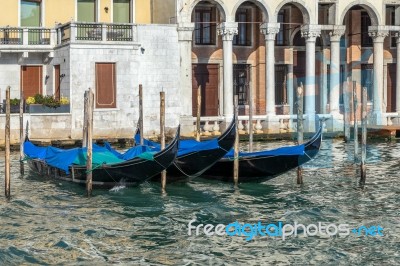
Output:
0,27,55,54
56,22,138,45
0,22,138,53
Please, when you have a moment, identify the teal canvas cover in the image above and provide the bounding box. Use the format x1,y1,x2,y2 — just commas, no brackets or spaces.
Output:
134,133,219,156
24,141,125,174
103,142,157,161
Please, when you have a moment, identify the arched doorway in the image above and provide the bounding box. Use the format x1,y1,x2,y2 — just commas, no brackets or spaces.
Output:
232,1,267,115
191,1,226,116
275,3,308,114
341,5,379,116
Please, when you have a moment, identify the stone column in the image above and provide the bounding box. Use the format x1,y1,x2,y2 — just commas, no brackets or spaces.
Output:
260,23,280,116
287,62,294,115
369,29,389,124
177,23,195,135
177,23,195,115
301,25,321,131
329,27,345,114
217,22,238,117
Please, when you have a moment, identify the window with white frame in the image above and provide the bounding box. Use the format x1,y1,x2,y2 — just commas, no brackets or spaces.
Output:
78,0,97,22
113,0,131,23
21,0,41,27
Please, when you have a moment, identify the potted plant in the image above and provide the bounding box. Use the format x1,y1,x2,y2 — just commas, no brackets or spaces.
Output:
26,94,70,113
10,98,21,113
1,98,21,113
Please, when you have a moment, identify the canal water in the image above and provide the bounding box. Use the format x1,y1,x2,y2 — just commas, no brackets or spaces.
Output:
0,139,399,265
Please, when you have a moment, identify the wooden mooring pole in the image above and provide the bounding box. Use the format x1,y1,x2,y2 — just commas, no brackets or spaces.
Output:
353,81,358,162
296,84,304,185
233,95,239,187
5,87,11,199
196,86,201,141
343,78,351,142
19,91,24,176
160,91,166,192
360,87,367,185
85,89,94,197
139,84,144,146
82,91,88,148
248,80,253,152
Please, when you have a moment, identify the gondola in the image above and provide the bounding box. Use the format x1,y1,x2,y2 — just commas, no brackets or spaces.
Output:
130,118,236,179
24,127,180,187
201,125,323,182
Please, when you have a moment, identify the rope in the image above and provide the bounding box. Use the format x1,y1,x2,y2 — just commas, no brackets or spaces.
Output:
172,145,233,177
20,156,31,162
172,161,194,178
101,166,119,184
227,156,243,161
85,163,103,174
304,152,313,160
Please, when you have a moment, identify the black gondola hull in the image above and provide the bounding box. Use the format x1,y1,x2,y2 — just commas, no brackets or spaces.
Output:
171,119,236,176
151,119,236,181
26,128,180,187
201,126,322,182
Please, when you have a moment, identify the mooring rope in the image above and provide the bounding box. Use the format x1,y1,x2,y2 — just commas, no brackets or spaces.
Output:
85,163,103,174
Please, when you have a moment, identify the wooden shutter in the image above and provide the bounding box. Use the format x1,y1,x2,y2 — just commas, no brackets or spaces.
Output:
21,66,42,99
95,63,116,108
54,65,60,100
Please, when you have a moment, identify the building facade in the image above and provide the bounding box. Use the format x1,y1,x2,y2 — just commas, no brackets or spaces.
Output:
176,0,400,133
0,0,179,143
0,0,399,144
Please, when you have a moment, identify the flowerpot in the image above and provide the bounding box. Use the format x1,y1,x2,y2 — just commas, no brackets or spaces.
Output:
27,104,70,113
10,105,20,113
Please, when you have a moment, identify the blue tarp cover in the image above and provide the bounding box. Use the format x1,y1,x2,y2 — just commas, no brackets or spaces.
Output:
24,141,125,174
104,142,157,160
223,143,305,158
134,133,219,156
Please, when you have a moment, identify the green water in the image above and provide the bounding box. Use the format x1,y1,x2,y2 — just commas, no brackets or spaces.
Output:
0,139,399,265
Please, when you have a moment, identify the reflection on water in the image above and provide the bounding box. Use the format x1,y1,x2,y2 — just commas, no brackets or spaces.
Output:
0,140,399,264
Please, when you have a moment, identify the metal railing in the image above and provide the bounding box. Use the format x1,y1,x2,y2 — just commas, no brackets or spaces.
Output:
27,28,51,45
0,23,137,47
0,28,22,44
76,23,102,41
0,27,52,46
106,24,133,41
56,22,137,44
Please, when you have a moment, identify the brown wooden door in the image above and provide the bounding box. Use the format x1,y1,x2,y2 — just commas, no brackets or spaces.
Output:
387,63,396,112
95,63,116,108
21,66,42,99
54,65,60,100
192,64,219,116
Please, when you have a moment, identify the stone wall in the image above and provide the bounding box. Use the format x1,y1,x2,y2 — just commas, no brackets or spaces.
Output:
136,24,181,136
0,24,181,144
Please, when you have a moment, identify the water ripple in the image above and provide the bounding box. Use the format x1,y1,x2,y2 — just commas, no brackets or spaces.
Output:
0,141,399,264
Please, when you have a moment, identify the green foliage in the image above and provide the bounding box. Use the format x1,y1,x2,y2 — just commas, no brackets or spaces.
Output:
33,94,44,104
10,98,20,106
32,94,61,109
43,95,61,108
